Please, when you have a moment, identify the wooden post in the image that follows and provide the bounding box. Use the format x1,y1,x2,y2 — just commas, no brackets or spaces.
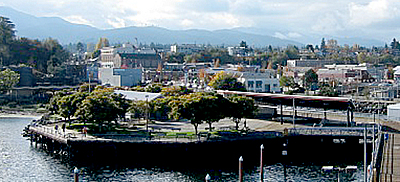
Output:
364,127,367,182
260,144,264,181
74,167,79,182
280,103,283,125
292,98,295,128
239,156,243,182
205,174,211,182
347,108,350,127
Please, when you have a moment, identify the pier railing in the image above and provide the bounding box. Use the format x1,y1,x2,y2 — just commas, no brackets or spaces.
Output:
368,131,383,182
288,126,378,137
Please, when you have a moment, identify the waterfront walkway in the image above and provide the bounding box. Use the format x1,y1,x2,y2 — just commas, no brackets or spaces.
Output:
379,121,400,182
380,132,400,181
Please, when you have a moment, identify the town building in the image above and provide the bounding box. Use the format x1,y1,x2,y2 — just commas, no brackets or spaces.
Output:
98,68,142,87
170,44,205,54
317,63,374,83
100,45,162,69
238,70,280,93
287,58,336,68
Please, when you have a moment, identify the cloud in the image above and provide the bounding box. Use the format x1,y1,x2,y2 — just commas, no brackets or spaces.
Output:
177,0,229,13
64,15,92,26
107,17,126,28
311,12,346,34
2,0,400,41
181,19,194,27
274,32,287,39
348,0,400,27
288,32,302,38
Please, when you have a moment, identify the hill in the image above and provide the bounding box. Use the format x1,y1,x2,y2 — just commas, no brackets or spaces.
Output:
0,6,302,47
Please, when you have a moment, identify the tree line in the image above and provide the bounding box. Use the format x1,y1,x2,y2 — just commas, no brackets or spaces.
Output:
0,16,70,78
48,85,257,135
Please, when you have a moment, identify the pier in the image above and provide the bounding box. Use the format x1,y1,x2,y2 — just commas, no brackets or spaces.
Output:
25,118,378,170
380,132,400,181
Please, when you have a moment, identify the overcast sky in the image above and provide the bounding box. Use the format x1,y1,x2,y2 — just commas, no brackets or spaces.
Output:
1,0,400,41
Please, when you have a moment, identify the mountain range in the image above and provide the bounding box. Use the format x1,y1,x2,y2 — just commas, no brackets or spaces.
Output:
0,6,386,47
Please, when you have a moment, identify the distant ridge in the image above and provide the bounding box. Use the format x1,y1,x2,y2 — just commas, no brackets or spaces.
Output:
0,6,385,47
0,6,301,47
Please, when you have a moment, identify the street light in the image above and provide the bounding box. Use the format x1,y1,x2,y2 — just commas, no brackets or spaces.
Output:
145,95,149,133
260,144,264,181
282,142,288,181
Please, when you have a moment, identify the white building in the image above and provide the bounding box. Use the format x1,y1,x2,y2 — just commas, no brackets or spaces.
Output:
287,58,335,68
387,103,400,121
238,71,280,93
98,68,142,87
170,44,205,54
100,47,115,65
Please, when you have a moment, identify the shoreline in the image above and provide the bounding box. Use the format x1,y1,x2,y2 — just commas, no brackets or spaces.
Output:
0,111,42,119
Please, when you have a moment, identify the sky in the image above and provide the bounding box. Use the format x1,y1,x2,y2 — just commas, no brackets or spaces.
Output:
1,0,400,42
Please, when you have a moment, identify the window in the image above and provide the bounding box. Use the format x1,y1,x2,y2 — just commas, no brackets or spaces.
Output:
248,81,254,88
265,84,270,92
273,84,278,88
256,81,262,88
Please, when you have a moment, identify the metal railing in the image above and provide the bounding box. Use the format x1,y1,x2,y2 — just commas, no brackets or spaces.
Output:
288,126,378,137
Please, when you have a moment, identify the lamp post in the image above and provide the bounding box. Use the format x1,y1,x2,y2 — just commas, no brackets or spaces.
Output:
260,144,264,181
364,126,367,182
239,156,244,182
145,95,149,132
282,141,288,181
292,98,295,128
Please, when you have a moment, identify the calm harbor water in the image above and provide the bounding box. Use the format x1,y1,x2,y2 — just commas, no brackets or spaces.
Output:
0,117,365,181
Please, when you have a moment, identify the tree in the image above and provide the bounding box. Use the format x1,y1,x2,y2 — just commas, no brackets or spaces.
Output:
208,71,246,91
320,38,326,50
240,40,247,48
168,92,227,135
46,90,71,114
201,94,229,132
95,37,110,50
285,45,299,59
111,93,131,121
0,68,19,94
57,94,75,123
129,100,148,119
76,42,85,54
57,91,88,125
168,94,203,136
75,89,122,132
306,44,314,52
228,96,257,130
304,69,318,91
390,38,400,50
317,82,338,97
161,86,192,96
0,17,16,66
145,84,162,93
279,76,298,91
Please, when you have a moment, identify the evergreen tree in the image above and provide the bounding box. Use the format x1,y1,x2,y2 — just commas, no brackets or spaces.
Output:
320,38,326,50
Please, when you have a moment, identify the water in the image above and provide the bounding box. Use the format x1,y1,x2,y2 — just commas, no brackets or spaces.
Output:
0,117,365,181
